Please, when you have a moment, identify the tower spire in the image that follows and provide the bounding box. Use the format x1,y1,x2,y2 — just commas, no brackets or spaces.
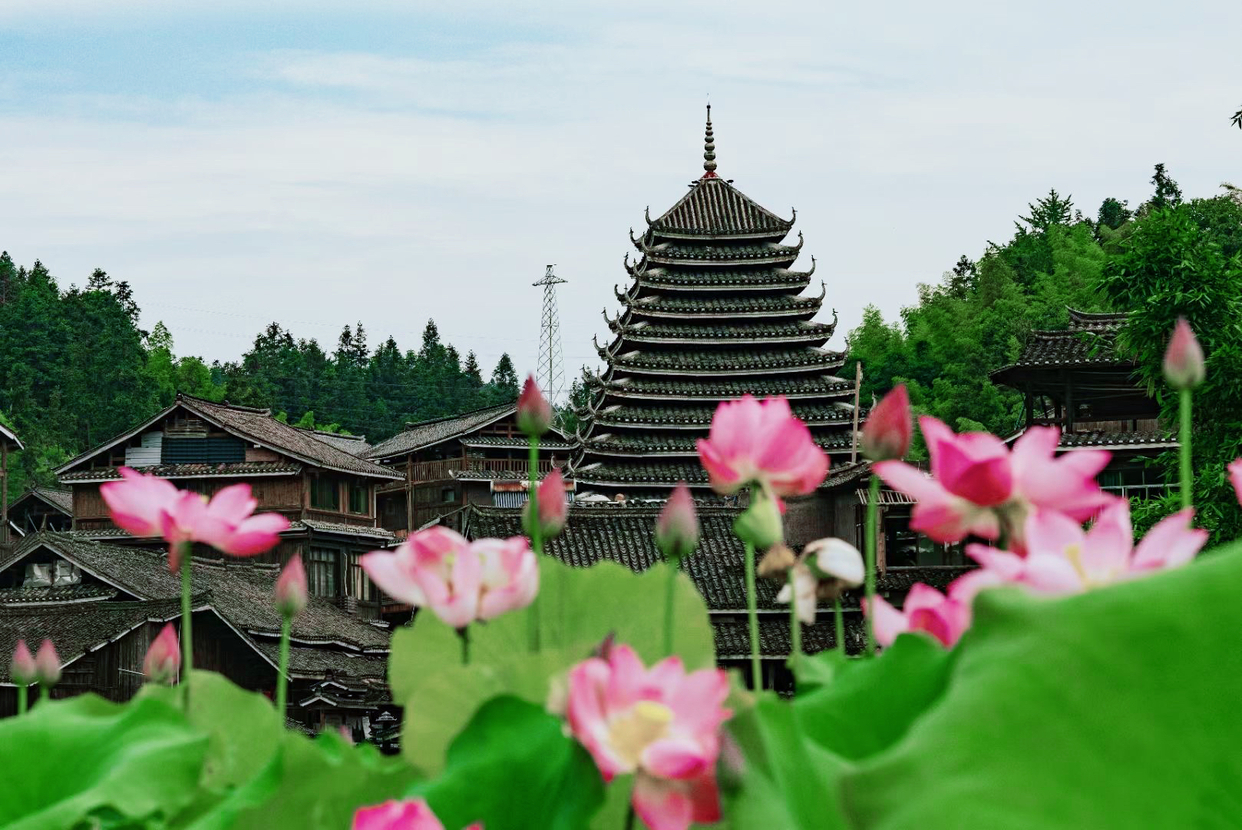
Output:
702,104,717,178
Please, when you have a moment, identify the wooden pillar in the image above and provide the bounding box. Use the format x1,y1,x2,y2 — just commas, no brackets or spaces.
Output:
850,362,862,463
1064,372,1074,434
1024,382,1034,427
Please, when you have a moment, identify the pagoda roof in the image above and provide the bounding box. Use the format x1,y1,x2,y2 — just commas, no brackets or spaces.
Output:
606,319,836,347
645,176,793,240
627,263,815,292
636,238,802,267
590,374,856,402
578,431,856,457
620,289,825,320
600,347,845,377
588,402,855,430
573,460,711,487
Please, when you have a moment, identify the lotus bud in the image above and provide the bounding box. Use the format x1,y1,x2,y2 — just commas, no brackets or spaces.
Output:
10,640,36,687
861,384,912,462
517,375,553,437
525,469,568,539
655,482,699,563
34,639,60,688
143,624,181,684
275,554,308,618
1163,317,1205,390
733,489,784,550
805,538,865,600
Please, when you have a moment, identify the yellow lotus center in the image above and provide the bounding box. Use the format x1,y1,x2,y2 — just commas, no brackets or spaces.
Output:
1064,543,1097,587
608,700,673,768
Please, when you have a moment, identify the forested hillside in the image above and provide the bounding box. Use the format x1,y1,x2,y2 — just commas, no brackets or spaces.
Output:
0,253,517,495
844,166,1242,538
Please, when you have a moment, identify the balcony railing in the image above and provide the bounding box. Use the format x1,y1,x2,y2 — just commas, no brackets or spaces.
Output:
408,457,558,482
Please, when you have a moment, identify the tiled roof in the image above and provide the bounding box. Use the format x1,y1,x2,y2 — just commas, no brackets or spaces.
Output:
450,468,573,483
625,293,823,318
579,431,854,457
366,404,515,460
640,242,801,265
606,348,845,375
1008,330,1123,369
2,534,389,650
713,618,864,659
591,402,855,429
10,486,74,515
0,584,117,606
610,320,835,346
595,375,856,401
1067,308,1128,331
1057,430,1176,449
633,267,813,290
55,394,400,482
458,436,574,451
573,461,711,486
300,430,371,457
290,520,398,542
648,178,793,237
0,597,183,682
185,397,400,480
60,461,303,483
0,422,22,451
251,641,389,681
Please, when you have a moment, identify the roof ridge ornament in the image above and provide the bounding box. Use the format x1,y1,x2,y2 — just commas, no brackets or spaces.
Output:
702,104,718,178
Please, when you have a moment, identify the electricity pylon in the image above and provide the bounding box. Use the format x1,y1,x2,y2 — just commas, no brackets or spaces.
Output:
533,264,567,404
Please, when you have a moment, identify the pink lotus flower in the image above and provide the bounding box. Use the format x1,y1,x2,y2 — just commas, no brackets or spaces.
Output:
352,798,481,830
275,554,308,618
143,624,181,684
10,639,36,686
565,644,730,830
1229,458,1242,504
959,502,1207,599
874,418,1113,546
517,375,553,438
865,583,971,648
696,396,828,499
361,527,537,629
1163,317,1205,390
35,639,61,687
526,468,568,539
102,469,289,568
861,384,912,462
100,467,180,537
655,483,699,562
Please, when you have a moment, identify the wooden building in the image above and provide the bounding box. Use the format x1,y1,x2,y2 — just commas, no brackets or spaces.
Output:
0,533,391,734
6,487,73,537
568,106,856,505
991,308,1176,499
54,393,401,619
0,423,21,555
366,403,573,535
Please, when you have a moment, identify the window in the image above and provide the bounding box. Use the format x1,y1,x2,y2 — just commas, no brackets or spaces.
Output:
441,488,457,504
349,552,375,602
348,483,369,514
306,548,339,598
311,478,340,511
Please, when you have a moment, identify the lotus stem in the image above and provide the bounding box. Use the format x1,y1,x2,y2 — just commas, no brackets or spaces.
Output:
663,557,678,657
787,570,801,677
864,474,879,656
835,597,845,655
179,544,193,708
744,540,761,690
527,436,542,653
1179,388,1193,511
39,684,48,704
459,626,471,666
276,615,291,721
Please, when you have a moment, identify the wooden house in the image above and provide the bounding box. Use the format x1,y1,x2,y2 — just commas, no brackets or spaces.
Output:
54,393,401,620
6,487,73,537
0,533,390,736
366,403,573,535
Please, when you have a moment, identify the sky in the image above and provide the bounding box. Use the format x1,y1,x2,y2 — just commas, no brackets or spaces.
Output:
2,1,1241,396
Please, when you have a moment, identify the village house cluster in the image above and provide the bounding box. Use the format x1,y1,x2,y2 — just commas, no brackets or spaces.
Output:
0,111,1173,737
